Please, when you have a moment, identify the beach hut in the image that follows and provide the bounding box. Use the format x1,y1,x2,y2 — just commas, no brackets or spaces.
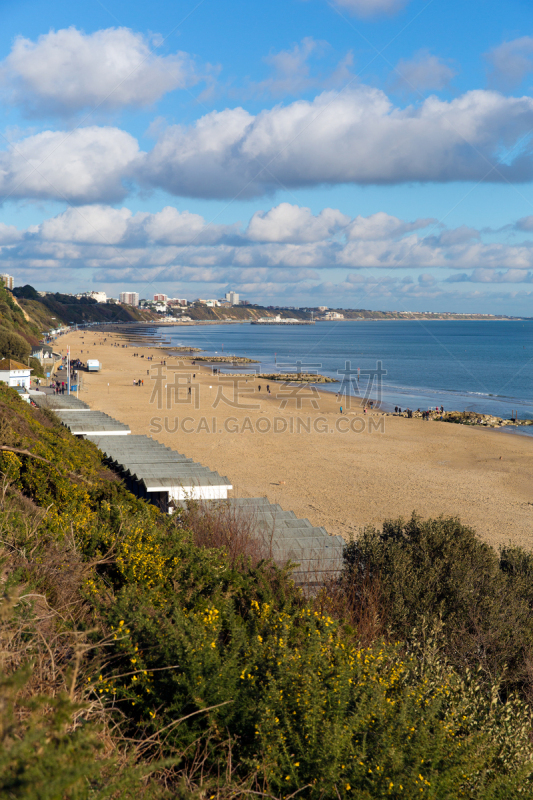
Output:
0,358,32,389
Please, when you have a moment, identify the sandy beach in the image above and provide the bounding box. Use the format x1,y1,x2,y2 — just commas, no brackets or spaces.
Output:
53,329,533,551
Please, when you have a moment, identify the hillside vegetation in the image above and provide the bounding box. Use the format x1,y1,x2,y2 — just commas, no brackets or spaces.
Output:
0,384,533,798
0,280,43,363
13,285,160,327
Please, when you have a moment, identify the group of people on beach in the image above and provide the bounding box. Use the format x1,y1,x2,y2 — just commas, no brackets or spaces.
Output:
394,405,445,420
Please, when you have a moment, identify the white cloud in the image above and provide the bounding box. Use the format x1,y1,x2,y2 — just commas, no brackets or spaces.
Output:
141,87,533,199
515,215,533,232
3,85,533,205
345,212,435,240
331,0,411,18
246,203,350,243
392,49,456,93
33,204,238,247
37,205,133,244
486,37,533,90
3,205,533,289
0,223,23,244
1,26,200,115
138,206,240,246
446,268,533,284
436,225,480,246
249,38,354,98
0,127,139,203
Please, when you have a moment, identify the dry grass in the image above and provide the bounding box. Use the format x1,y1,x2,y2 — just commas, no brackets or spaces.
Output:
178,500,270,568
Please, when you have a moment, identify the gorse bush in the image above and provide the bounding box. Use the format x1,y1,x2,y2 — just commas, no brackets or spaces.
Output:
342,514,533,697
1,383,533,798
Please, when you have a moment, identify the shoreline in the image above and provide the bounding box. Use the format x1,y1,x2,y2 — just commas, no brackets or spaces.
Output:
152,321,532,422
53,320,533,424
52,327,533,551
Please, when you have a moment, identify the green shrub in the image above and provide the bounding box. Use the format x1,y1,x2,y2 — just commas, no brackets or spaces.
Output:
342,514,533,695
0,328,31,361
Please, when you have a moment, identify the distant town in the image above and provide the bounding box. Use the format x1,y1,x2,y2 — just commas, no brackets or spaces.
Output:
0,273,525,325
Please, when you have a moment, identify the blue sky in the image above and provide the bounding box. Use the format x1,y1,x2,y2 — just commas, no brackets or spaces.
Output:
1,0,533,313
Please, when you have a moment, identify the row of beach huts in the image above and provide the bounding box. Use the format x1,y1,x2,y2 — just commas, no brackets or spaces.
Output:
33,393,344,586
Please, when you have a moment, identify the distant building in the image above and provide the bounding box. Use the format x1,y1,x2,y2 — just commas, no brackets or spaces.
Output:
225,291,240,305
167,298,188,306
77,290,107,303
322,311,344,320
154,293,168,303
0,358,32,389
318,306,328,312
119,291,139,307
1,274,14,290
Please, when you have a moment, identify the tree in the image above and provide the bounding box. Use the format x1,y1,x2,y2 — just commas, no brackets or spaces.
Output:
0,329,31,362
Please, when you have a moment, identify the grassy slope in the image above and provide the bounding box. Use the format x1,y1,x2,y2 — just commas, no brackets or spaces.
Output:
0,281,42,344
1,384,533,798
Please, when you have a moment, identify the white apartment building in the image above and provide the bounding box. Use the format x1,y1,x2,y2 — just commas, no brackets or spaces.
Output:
225,291,239,305
1,274,14,290
154,293,168,303
88,291,107,303
119,291,139,306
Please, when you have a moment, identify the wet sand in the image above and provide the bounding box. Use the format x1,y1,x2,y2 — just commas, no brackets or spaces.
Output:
54,329,533,550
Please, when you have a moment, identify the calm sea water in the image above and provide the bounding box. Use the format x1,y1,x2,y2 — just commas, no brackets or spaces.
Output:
157,320,533,423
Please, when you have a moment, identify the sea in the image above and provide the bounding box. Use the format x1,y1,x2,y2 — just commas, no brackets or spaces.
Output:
157,319,533,433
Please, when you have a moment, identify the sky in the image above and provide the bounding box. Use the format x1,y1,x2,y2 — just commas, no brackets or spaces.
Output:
1,0,533,314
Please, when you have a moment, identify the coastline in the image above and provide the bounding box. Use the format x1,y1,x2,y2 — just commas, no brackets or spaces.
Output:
151,319,533,421
54,327,533,550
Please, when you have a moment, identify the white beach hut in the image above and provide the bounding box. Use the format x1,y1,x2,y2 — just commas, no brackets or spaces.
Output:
0,358,32,389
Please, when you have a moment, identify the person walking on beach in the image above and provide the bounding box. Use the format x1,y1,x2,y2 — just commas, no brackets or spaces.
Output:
258,385,261,392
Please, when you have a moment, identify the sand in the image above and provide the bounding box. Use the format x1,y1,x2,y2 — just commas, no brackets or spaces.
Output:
53,329,533,551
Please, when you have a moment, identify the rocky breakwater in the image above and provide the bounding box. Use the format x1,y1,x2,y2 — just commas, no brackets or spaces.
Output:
165,346,204,353
439,410,533,428
255,373,337,383
192,356,259,364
